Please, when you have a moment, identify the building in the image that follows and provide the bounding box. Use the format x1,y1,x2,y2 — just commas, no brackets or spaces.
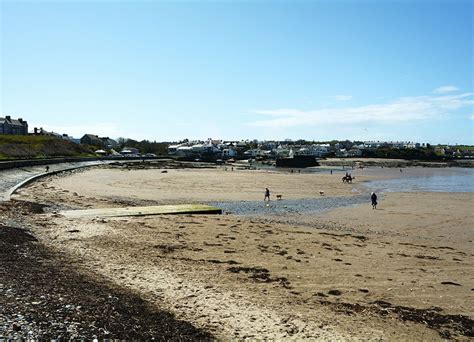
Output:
121,147,140,155
176,146,193,157
61,134,81,144
244,148,263,158
222,147,238,158
100,137,118,149
293,144,330,157
80,134,103,146
80,134,118,149
167,144,180,155
0,116,28,135
32,127,62,138
33,127,81,143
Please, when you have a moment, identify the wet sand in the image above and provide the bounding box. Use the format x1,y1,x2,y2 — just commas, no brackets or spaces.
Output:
10,166,474,340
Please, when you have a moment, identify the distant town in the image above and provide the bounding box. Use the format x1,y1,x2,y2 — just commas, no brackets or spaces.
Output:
1,115,473,162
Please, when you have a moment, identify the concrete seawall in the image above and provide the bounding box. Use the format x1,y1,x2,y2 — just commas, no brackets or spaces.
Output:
0,156,164,170
0,157,99,170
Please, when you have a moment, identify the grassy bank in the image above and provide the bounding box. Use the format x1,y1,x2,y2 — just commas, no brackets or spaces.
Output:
0,135,96,159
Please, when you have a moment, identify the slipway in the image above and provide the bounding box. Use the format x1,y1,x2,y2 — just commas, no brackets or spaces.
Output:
60,204,222,218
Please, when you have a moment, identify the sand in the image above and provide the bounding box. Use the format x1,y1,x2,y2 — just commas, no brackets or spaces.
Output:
24,167,373,204
13,166,474,340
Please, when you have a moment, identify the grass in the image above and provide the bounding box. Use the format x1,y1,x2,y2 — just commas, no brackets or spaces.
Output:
0,134,55,145
0,134,96,159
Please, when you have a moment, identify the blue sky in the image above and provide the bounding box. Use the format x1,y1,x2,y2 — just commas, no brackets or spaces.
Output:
1,0,473,144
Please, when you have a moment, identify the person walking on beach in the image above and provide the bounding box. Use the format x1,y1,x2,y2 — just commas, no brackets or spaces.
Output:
264,188,271,201
371,192,378,209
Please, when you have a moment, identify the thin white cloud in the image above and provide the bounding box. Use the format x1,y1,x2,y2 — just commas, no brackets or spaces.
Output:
332,95,353,101
469,114,474,120
249,93,474,128
433,85,459,93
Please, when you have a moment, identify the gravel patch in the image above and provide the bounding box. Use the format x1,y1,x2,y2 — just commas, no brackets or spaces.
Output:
212,195,371,216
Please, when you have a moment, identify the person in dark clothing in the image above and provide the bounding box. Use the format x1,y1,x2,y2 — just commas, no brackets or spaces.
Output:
264,188,270,201
371,192,378,209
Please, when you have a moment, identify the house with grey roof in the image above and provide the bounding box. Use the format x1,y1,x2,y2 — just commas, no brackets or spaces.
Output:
100,137,118,149
0,116,28,135
80,134,103,146
80,134,118,149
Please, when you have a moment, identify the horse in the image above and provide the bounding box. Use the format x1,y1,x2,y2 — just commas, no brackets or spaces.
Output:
342,175,355,183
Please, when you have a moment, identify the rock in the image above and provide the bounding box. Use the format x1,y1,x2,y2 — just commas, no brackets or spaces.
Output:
327,289,342,296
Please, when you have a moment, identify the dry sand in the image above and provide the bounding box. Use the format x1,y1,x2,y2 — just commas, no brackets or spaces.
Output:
28,167,366,204
13,166,474,340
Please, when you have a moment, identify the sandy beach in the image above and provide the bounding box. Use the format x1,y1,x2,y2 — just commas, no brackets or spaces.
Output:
8,165,474,340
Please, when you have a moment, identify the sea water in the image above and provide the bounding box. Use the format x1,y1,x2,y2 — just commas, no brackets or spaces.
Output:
213,167,473,216
365,168,474,193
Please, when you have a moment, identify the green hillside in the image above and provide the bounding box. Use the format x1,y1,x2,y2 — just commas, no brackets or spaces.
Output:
0,135,96,159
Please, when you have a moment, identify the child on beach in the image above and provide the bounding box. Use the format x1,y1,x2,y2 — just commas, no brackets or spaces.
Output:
371,192,378,209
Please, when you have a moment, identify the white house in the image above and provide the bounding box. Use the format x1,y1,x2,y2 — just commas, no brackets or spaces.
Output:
121,147,139,155
293,144,330,157
176,146,193,157
244,149,263,157
168,145,180,154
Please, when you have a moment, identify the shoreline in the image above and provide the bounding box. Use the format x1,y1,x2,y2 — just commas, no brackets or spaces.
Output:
317,157,474,168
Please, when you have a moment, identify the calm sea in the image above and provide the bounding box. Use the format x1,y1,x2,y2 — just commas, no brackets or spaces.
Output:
365,168,474,193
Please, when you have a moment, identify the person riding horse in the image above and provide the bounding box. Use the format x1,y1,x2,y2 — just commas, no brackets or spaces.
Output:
342,174,355,183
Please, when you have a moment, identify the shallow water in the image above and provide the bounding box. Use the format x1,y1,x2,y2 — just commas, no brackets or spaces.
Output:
365,168,474,193
213,168,473,216
212,195,369,216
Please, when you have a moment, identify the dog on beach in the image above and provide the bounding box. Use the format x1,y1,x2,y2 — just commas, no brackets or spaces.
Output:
319,191,325,196
276,194,282,200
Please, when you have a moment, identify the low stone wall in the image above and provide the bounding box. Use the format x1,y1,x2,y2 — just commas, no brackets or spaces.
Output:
0,157,100,170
